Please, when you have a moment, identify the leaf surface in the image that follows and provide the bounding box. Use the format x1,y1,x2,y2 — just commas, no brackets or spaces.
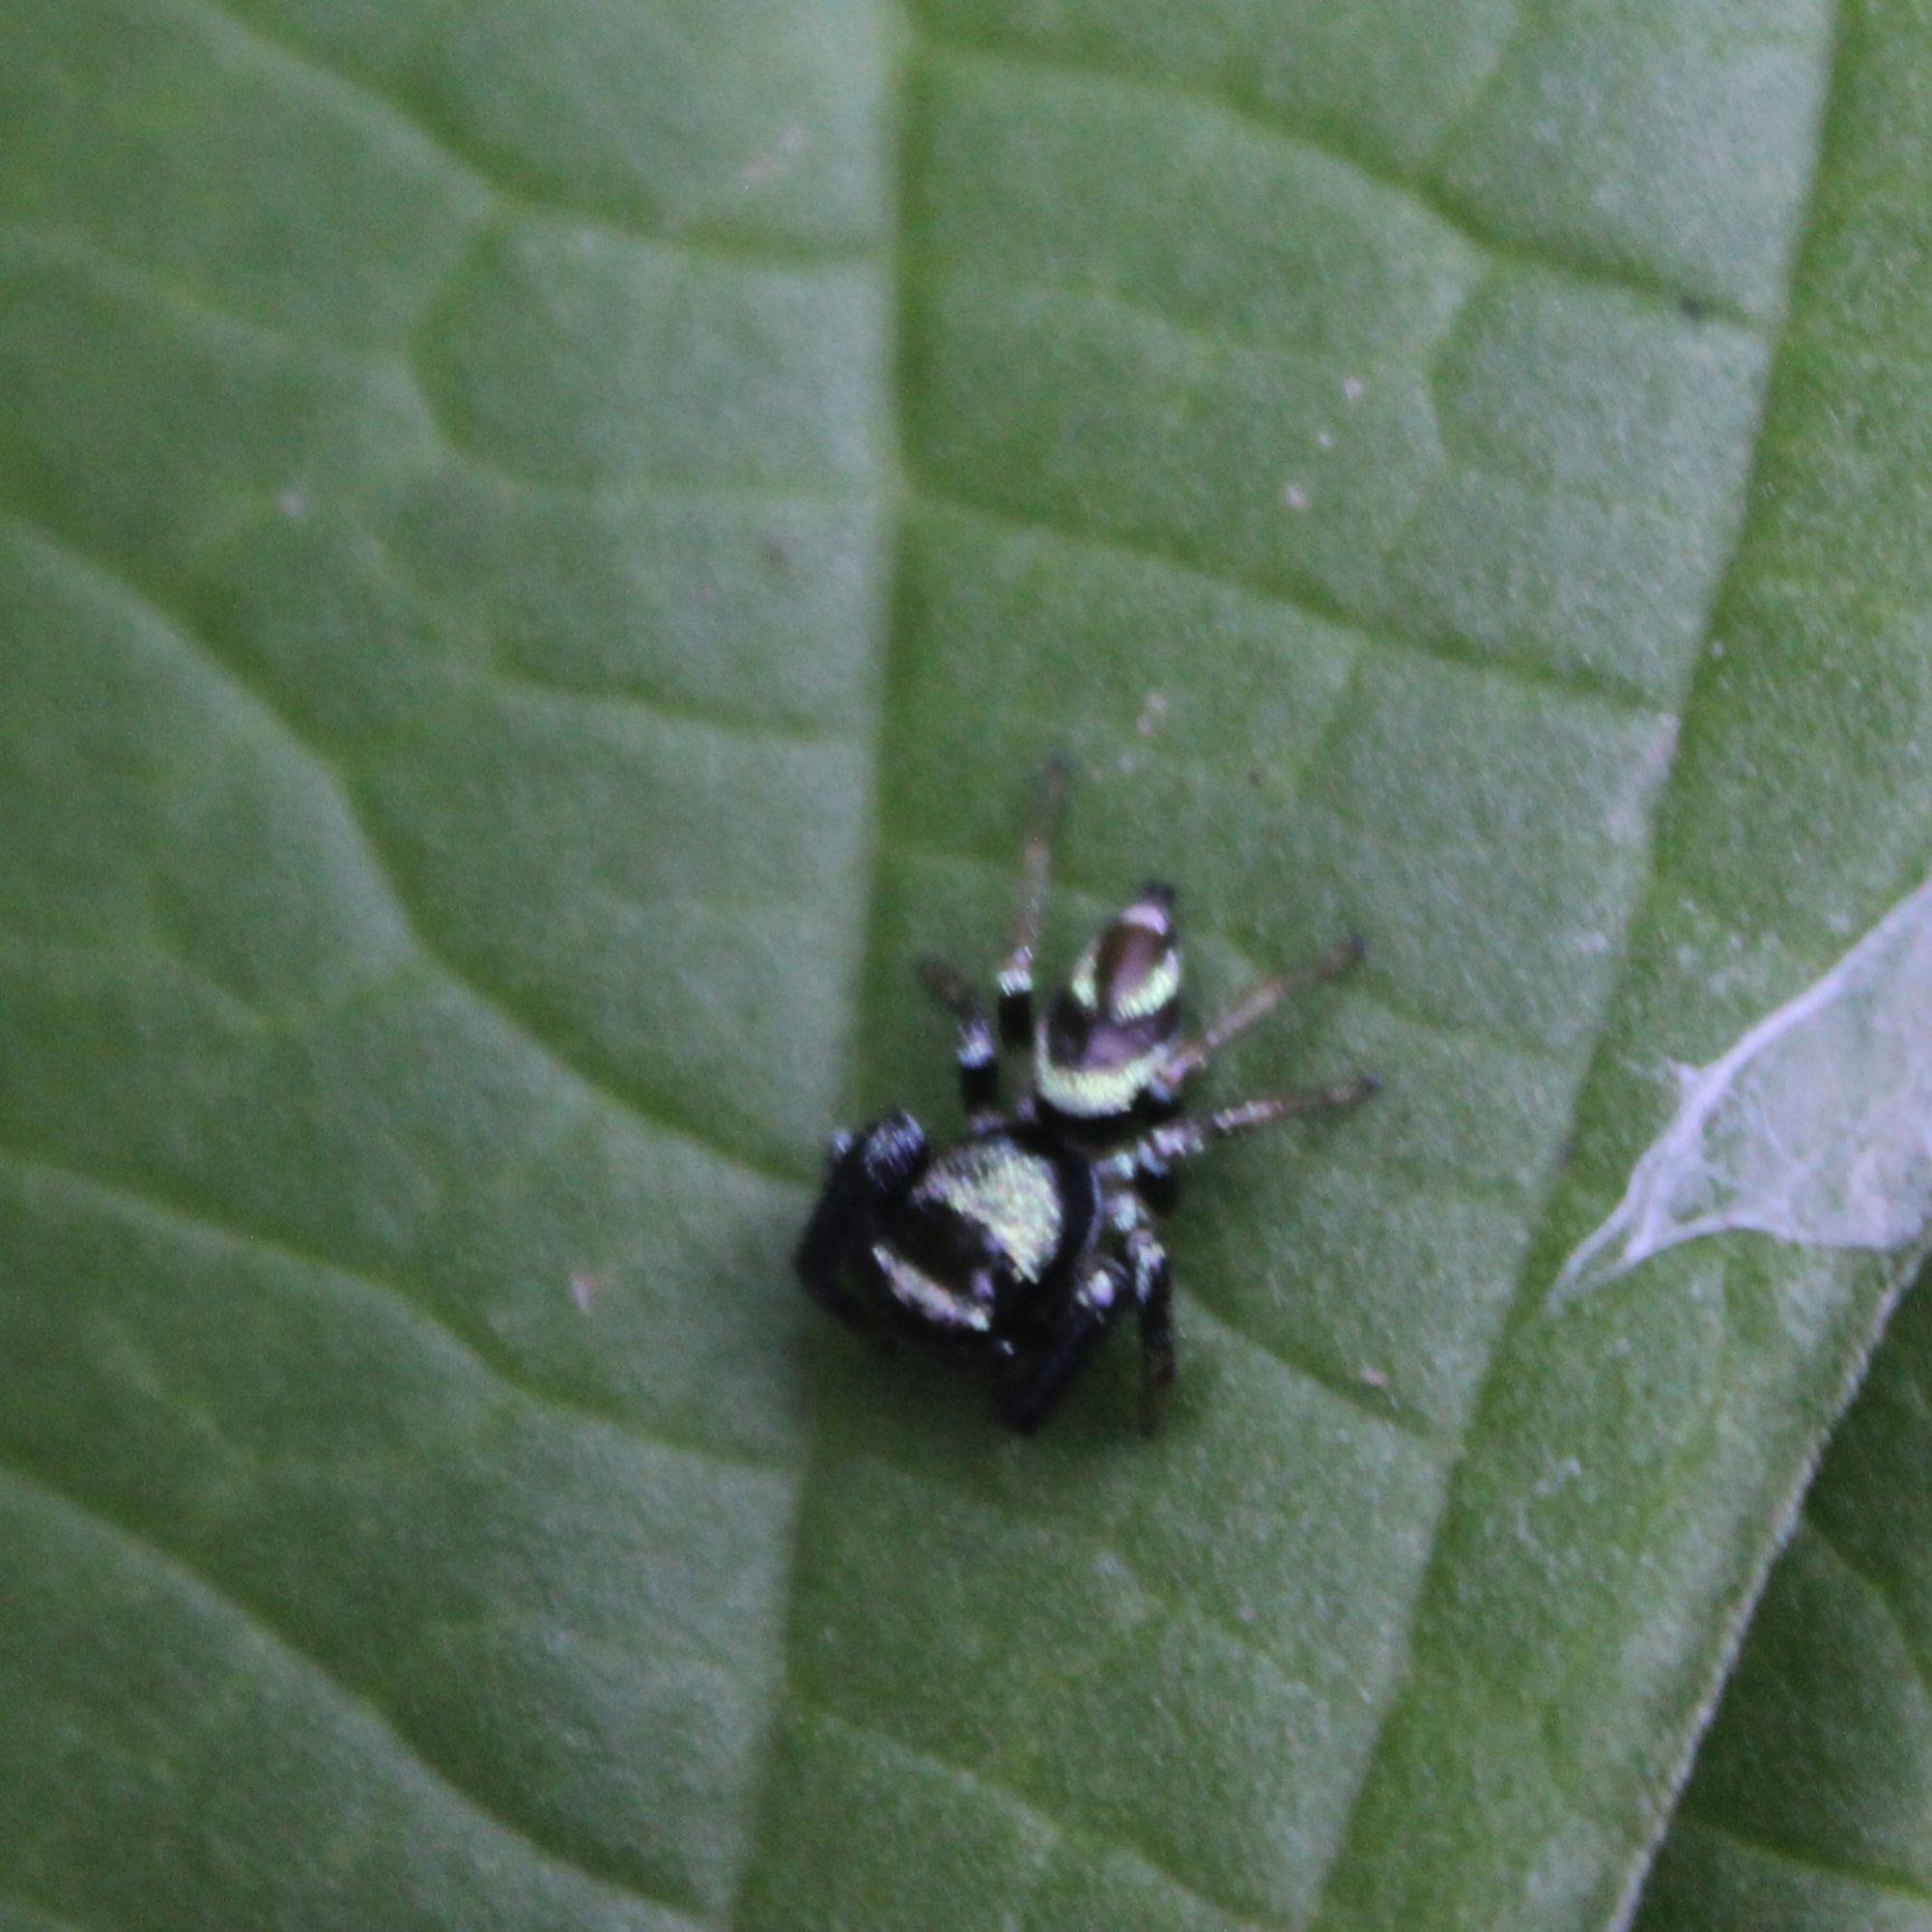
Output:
1634,1257,1932,1932
0,2,1927,1929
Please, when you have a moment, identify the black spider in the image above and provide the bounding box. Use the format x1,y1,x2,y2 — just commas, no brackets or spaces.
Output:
794,757,1377,1432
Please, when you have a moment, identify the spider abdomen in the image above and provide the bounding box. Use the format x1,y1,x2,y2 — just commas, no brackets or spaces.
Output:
871,1130,1099,1338
914,1137,1074,1282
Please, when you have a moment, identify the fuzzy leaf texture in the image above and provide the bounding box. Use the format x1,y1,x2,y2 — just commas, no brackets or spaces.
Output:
1,2,1929,1930
1635,1252,1932,1931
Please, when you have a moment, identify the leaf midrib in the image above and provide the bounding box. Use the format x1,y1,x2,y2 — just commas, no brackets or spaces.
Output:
728,1,1848,1925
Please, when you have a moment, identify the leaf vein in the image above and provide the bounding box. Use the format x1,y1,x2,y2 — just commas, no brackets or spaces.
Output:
851,1444,1419,1698
1801,1516,1932,1710
910,481,1668,717
917,34,1763,328
0,1143,788,1480
173,0,867,269
794,1697,1282,1932
0,1458,721,1931
0,214,876,520
0,509,810,1190
1191,1296,1448,1445
1673,1811,1932,1913
487,662,858,752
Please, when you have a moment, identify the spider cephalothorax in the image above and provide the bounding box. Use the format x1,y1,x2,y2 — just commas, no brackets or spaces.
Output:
794,758,1377,1432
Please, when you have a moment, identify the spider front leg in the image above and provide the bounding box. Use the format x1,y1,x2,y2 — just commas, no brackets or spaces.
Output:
1138,933,1367,1216
998,1255,1128,1435
1129,1076,1381,1168
917,956,1002,1126
1154,932,1367,1094
995,753,1069,1046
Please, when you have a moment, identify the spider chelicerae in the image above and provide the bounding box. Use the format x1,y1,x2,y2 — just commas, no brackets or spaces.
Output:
794,757,1378,1432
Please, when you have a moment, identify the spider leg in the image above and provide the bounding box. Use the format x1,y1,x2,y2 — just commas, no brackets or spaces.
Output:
917,954,1002,1125
1135,1154,1180,1218
1157,932,1366,1090
1114,1074,1381,1174
793,1190,883,1339
998,1254,1128,1435
793,1113,932,1339
995,753,1070,1047
1126,1224,1176,1433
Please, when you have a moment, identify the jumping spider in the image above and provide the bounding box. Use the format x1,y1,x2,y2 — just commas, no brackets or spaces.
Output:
794,757,1377,1433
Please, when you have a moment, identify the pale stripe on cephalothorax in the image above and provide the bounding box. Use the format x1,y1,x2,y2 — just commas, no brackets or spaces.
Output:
1034,1049,1164,1120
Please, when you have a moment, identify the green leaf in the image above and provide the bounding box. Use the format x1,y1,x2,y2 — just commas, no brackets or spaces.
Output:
1,1,1927,1930
1634,1259,1932,1932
